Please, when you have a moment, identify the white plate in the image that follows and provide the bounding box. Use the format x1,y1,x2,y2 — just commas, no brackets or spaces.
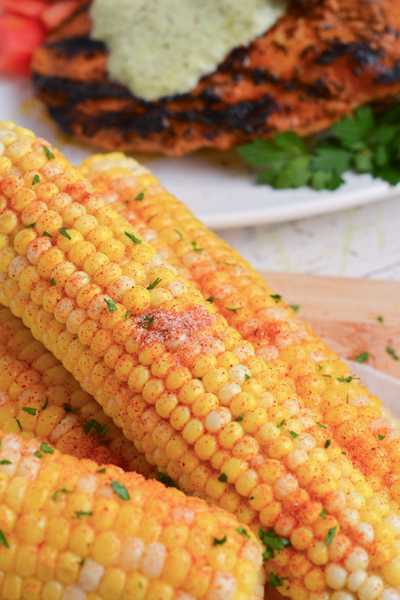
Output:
2,76,400,230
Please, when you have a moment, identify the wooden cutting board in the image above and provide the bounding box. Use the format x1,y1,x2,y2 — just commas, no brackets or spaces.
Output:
260,272,400,380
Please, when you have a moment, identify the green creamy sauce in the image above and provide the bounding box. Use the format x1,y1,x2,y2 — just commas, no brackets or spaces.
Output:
90,0,288,100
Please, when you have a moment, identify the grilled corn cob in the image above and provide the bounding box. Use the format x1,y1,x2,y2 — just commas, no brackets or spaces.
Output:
0,123,400,599
0,430,262,600
0,306,156,477
81,153,400,497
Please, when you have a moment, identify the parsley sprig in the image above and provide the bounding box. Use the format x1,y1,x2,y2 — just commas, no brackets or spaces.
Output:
238,104,400,190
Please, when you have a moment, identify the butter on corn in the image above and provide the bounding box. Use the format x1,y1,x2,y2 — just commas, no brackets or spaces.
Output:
0,430,262,600
0,123,399,599
0,306,156,477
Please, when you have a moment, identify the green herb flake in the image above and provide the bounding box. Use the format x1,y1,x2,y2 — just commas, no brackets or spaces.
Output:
316,422,327,429
270,294,282,301
125,231,142,244
326,526,338,546
135,191,144,201
320,509,327,519
111,481,130,501
78,558,85,567
25,223,36,228
41,397,49,411
378,434,386,440
41,442,54,454
324,439,331,449
96,468,106,474
58,227,71,240
254,329,258,335
277,419,286,428
124,310,131,320
236,526,250,538
147,277,162,290
218,473,228,483
355,351,370,363
43,231,53,238
52,488,73,501
22,407,37,416
289,304,299,312
34,451,42,459
377,315,384,323
269,573,288,589
226,307,238,313
104,298,117,313
244,374,251,382
15,419,22,431
175,229,183,238
99,425,109,438
0,460,11,465
337,376,359,383
0,531,9,548
206,297,214,303
32,174,40,185
289,431,299,439
76,511,93,520
235,414,244,422
51,278,57,286
213,535,227,546
140,315,154,329
386,346,399,361
157,472,179,489
190,241,203,252
43,145,55,160
322,374,332,378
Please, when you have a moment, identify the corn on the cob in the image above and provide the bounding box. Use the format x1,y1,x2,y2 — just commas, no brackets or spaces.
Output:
0,430,262,600
0,123,400,599
0,306,156,477
81,153,400,497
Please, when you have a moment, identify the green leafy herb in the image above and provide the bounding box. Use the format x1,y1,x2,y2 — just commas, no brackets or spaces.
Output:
269,294,282,301
326,526,338,546
386,346,399,361
238,103,400,190
43,145,55,160
269,573,288,589
140,315,154,329
237,526,250,538
324,439,331,449
337,376,359,383
277,419,285,428
316,422,327,429
78,558,85,567
213,535,227,546
124,310,131,320
99,425,109,438
378,434,386,440
22,407,37,416
25,223,36,228
235,414,244,422
355,351,370,363
96,468,106,474
218,473,228,483
125,231,142,244
41,442,54,454
32,174,40,185
0,460,11,465
377,315,384,323
43,231,53,238
41,397,48,411
320,509,327,519
111,481,130,501
289,431,299,439
206,297,214,303
0,531,9,548
254,329,258,335
15,418,22,431
51,278,56,286
226,307,238,313
157,472,179,489
245,374,251,382
104,298,117,313
191,241,203,252
135,191,144,201
322,374,332,378
175,229,183,238
147,277,162,290
58,227,71,240
76,511,93,519
259,529,292,561
289,304,299,312
34,451,42,459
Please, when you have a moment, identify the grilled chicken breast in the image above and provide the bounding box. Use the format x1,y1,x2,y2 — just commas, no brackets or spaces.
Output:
32,0,400,156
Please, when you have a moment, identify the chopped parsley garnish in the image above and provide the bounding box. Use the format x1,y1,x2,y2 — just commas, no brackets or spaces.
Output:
213,535,227,546
235,414,244,422
289,304,299,312
34,451,42,459
111,481,130,501
147,277,162,290
0,460,11,465
76,511,93,519
15,419,22,431
83,419,104,436
277,419,286,428
125,231,142,244
316,422,327,429
51,278,56,286
41,397,48,411
269,573,288,589
0,531,9,548
41,442,54,454
254,329,258,335
259,529,292,561
22,407,37,416
25,223,36,228
238,104,400,191
140,315,154,329
99,425,109,438
320,509,327,519
43,145,55,160
324,439,331,449
289,431,299,439
322,374,332,378
377,315,384,323
175,229,183,238
135,191,144,201
318,364,323,371
96,468,106,474
225,307,238,313
190,241,203,252
250,496,255,500
58,227,71,240
43,231,53,238
386,346,399,361
206,297,214,303
104,298,117,313
32,174,40,185
64,404,79,414
325,526,338,546
355,351,369,363
78,558,85,566
218,473,228,483
269,294,282,301
378,434,386,440
157,472,179,489
245,374,251,382
124,310,131,320
237,526,250,538
337,376,359,383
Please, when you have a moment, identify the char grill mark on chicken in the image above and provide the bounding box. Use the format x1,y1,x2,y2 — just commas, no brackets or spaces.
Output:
32,0,400,156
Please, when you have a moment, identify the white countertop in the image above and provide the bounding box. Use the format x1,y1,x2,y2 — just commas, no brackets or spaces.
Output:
218,194,400,281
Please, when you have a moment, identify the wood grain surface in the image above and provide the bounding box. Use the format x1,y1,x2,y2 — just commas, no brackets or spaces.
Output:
260,272,400,379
